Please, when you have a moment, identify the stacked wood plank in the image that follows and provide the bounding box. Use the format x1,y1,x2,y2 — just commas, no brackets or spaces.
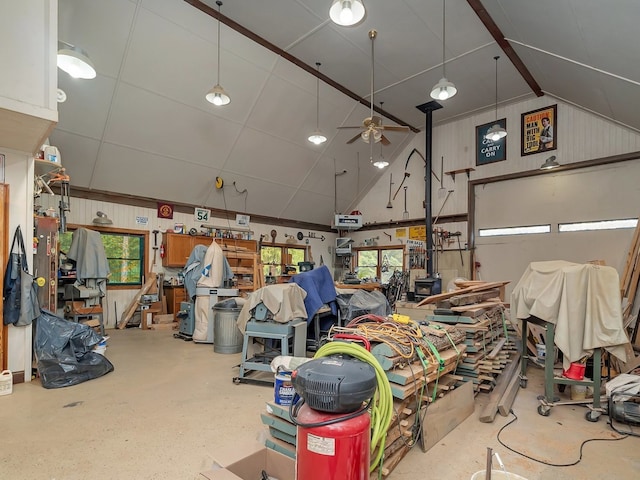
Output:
617,218,640,374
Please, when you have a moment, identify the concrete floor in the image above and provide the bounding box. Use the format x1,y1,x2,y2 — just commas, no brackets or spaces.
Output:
0,329,637,480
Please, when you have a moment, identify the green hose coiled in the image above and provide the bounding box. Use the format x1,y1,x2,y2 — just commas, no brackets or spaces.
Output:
314,342,394,473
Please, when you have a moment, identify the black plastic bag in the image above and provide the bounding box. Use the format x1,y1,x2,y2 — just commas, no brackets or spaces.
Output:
34,309,114,389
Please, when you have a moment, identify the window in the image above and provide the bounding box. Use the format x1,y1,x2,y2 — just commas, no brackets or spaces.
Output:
261,244,307,277
60,226,147,287
559,218,637,232
478,225,551,237
355,247,404,284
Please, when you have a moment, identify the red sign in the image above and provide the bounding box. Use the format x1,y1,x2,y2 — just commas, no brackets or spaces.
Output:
157,202,174,219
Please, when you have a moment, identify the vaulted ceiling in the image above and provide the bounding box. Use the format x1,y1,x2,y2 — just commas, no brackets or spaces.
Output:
53,0,640,227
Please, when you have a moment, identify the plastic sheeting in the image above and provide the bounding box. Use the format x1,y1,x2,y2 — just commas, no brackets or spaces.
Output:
34,310,114,389
337,290,391,323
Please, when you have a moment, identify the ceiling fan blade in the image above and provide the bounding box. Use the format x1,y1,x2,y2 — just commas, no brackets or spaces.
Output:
346,132,363,144
382,125,411,132
337,125,364,130
380,134,391,146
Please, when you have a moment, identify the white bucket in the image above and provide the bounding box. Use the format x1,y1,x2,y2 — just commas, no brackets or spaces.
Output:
536,343,546,359
471,471,529,480
0,370,13,396
571,384,587,400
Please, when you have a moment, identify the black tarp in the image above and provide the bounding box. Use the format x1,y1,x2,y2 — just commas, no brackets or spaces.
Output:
34,309,114,389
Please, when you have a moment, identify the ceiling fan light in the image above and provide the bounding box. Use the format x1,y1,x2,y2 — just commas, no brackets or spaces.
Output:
57,43,96,79
485,124,507,141
372,129,382,143
430,77,457,101
373,158,388,169
361,130,370,143
329,0,365,27
308,131,327,145
206,84,231,106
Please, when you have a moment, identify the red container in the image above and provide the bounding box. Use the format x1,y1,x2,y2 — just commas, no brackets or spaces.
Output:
296,403,370,480
562,362,586,380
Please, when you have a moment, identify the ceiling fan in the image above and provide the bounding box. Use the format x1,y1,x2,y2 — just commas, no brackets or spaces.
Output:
338,30,410,145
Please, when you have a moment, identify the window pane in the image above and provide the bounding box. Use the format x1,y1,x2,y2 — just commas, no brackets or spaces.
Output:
357,250,378,280
108,259,142,284
261,246,282,276
381,249,404,284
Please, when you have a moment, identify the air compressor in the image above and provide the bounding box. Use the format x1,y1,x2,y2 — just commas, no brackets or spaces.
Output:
290,354,377,479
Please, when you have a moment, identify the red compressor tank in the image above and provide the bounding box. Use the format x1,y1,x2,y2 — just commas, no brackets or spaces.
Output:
295,403,370,479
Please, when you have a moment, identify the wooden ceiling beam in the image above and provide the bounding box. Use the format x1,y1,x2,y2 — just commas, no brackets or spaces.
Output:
467,0,543,97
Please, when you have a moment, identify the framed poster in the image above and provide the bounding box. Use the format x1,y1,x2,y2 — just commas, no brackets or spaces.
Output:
476,119,507,166
521,104,557,156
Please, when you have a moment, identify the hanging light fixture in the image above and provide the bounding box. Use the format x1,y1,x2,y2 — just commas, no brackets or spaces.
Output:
485,55,507,141
308,63,327,145
92,211,113,225
206,1,231,106
430,0,456,101
372,141,388,169
329,0,366,27
540,155,560,170
57,41,96,79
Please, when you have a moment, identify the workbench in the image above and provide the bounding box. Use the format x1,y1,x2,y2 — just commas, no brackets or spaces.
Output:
511,260,629,421
519,315,603,421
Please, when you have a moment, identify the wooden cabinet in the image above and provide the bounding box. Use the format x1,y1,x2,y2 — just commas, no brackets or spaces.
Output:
162,233,202,268
162,233,261,292
164,286,187,322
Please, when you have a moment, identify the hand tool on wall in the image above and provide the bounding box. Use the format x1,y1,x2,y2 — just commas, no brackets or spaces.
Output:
152,229,159,267
403,186,409,219
386,173,394,208
392,172,410,200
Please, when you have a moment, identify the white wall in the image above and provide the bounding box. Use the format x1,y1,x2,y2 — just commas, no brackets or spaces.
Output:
4,151,36,376
1,1,58,380
354,96,640,285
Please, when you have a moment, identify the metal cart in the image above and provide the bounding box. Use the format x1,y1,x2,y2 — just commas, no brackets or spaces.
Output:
519,315,603,422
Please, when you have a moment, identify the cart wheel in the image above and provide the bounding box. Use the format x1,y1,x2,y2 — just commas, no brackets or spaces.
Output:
537,405,551,417
520,378,528,388
232,377,241,385
558,384,566,393
585,411,600,422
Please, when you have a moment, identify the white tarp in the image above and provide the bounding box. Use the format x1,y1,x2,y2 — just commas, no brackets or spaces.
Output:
511,260,628,369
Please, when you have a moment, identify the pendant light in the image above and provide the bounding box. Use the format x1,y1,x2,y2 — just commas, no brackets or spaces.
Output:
205,1,230,106
329,0,366,27
372,141,388,169
485,56,507,141
372,102,388,168
308,63,327,145
57,41,96,79
430,0,456,101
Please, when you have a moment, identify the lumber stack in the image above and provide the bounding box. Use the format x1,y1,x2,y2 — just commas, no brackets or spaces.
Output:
616,218,640,374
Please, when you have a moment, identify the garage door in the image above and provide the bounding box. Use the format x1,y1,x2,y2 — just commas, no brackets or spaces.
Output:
473,160,640,299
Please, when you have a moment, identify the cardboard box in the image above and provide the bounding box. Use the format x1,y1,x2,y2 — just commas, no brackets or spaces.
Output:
153,313,174,324
200,448,294,480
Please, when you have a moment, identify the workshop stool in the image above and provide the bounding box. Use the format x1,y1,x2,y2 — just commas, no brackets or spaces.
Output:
237,319,306,383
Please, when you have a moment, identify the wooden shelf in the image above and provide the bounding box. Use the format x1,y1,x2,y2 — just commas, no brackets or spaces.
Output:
445,167,475,182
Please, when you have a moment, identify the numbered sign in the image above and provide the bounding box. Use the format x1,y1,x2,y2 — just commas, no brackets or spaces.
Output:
194,207,210,222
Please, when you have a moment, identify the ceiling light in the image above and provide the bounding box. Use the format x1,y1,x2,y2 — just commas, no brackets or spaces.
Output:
56,88,67,103
540,155,560,170
57,41,96,79
372,142,388,169
430,0,456,101
485,55,507,141
308,63,327,145
329,0,366,27
92,211,113,225
206,1,230,106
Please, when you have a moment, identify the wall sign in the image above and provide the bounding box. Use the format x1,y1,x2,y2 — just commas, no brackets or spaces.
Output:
194,207,210,222
157,202,174,219
521,104,557,156
476,119,507,166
